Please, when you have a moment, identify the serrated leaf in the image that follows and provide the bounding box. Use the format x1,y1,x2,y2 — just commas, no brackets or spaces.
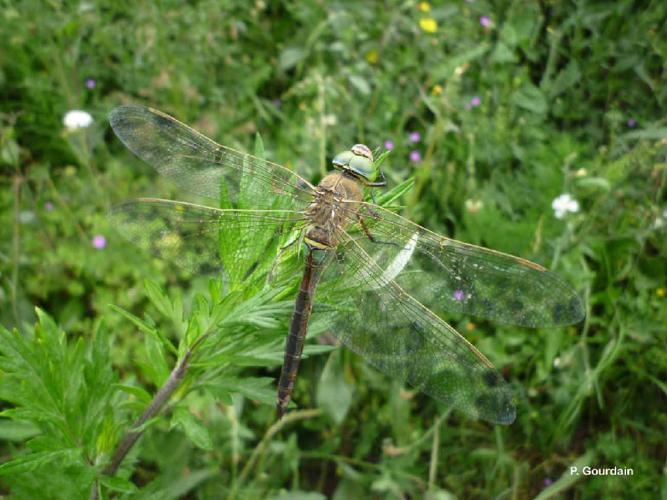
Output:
142,333,171,386
0,448,80,475
144,279,182,325
173,408,213,451
108,304,177,356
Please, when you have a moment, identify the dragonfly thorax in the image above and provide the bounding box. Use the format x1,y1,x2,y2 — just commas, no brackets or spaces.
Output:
303,171,364,250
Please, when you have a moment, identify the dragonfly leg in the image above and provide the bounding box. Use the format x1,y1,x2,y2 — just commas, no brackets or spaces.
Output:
358,216,397,247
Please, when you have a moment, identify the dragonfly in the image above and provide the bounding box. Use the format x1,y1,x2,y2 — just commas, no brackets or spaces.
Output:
109,105,585,425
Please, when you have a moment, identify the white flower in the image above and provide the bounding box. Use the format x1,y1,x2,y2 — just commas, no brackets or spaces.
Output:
465,198,483,214
551,193,580,219
63,110,93,130
321,114,337,126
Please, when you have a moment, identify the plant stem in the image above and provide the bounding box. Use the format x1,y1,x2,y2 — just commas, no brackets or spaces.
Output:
90,349,195,500
428,416,440,490
105,349,192,475
11,174,21,327
230,408,322,499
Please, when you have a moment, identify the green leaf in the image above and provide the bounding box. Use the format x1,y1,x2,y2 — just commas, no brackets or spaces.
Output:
548,60,581,98
254,132,265,159
108,304,177,355
172,408,213,451
206,376,275,405
431,44,490,80
513,83,548,114
115,383,152,404
272,493,326,500
317,350,353,424
148,468,219,498
575,176,611,192
0,448,80,475
534,451,595,500
490,42,517,64
279,47,306,71
0,419,40,441
144,279,184,328
374,177,415,207
623,127,667,140
348,74,371,95
142,330,171,386
99,474,139,493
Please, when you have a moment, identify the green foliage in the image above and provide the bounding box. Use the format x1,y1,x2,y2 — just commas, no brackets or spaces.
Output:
1,0,666,498
0,309,115,497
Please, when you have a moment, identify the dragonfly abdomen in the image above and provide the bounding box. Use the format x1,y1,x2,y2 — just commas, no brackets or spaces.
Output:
277,251,321,418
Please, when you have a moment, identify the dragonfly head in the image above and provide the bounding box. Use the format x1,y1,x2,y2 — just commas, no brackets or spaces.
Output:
332,144,380,184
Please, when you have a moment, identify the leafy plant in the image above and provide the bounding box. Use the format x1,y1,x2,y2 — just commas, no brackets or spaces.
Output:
1,0,665,498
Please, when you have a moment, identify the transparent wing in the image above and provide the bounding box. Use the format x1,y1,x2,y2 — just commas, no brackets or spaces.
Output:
109,198,303,279
315,236,516,424
109,105,316,210
340,201,585,328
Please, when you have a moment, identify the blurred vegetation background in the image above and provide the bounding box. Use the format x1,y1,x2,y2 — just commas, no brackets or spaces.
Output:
1,0,666,498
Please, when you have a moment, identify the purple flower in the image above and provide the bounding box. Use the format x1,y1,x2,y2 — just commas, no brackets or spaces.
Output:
627,118,637,128
92,235,106,249
384,140,394,151
408,131,421,143
44,201,54,212
480,16,491,27
409,150,421,163
470,95,481,107
453,290,465,301
543,478,553,487
85,78,96,89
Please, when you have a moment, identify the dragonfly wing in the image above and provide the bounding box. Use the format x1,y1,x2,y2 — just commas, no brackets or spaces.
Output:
109,198,303,279
316,236,516,424
341,201,585,327
109,106,316,210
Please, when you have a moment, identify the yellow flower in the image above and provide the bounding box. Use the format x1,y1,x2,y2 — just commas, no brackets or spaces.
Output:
417,1,431,11
431,84,443,95
465,322,475,332
657,287,666,298
419,17,438,33
365,49,379,65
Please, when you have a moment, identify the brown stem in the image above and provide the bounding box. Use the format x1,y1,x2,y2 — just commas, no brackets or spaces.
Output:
104,349,192,475
90,350,194,500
